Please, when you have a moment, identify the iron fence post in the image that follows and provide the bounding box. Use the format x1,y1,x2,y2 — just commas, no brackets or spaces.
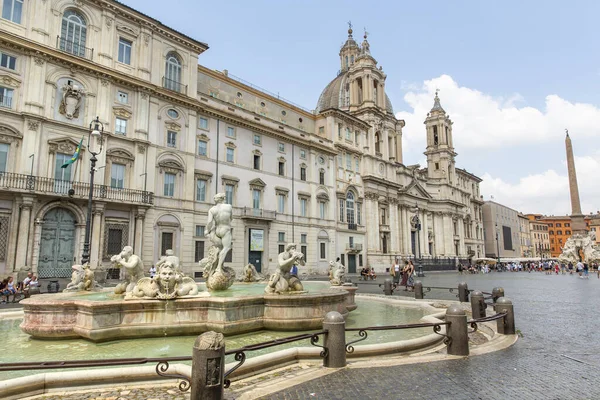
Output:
191,332,225,400
446,305,469,356
458,282,469,302
470,290,486,319
323,311,346,368
383,278,393,296
495,297,515,335
414,280,424,299
492,287,505,303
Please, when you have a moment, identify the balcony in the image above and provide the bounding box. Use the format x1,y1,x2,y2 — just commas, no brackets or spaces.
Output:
237,207,276,221
162,77,187,95
56,36,94,61
0,172,153,205
348,223,357,231
346,243,363,253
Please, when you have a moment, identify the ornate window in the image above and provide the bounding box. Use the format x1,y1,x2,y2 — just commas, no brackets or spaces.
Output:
339,199,345,223
0,51,16,70
118,38,132,65
0,143,8,172
0,86,13,108
103,221,129,260
346,192,355,225
60,10,87,57
0,214,9,262
164,52,182,89
319,169,325,185
2,0,23,24
110,163,125,189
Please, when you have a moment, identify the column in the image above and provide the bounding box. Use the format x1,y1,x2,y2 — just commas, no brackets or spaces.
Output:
89,202,105,268
433,212,444,256
458,217,465,257
15,196,34,269
134,207,147,255
389,200,400,254
422,211,430,256
419,210,427,257
444,214,454,256
401,206,410,256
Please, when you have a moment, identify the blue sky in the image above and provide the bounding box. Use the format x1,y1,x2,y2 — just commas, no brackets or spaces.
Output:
123,0,600,215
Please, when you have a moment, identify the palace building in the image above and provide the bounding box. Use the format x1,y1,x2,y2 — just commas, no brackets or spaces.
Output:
0,0,483,279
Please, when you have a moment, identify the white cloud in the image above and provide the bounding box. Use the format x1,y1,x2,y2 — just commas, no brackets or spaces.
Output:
480,156,600,215
394,75,600,215
395,75,600,151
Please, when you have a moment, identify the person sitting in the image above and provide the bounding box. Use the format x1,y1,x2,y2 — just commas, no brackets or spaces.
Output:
24,275,40,297
0,278,8,303
22,272,33,288
360,267,369,280
368,267,377,280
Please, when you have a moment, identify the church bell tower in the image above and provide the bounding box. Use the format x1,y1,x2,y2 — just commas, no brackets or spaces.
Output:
424,92,456,183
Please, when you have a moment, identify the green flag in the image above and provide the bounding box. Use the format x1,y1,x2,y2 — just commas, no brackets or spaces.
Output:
61,137,84,169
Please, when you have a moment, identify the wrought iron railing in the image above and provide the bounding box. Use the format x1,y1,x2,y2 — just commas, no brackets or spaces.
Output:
0,172,154,205
162,76,187,94
345,321,452,353
56,36,94,60
223,331,327,387
468,312,507,333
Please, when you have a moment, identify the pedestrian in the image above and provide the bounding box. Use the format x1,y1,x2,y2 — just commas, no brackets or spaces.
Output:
391,258,401,288
406,261,415,291
149,265,156,279
458,263,463,275
583,263,589,279
576,261,584,278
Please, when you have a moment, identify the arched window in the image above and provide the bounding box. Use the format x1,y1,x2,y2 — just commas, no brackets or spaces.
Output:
60,10,87,57
165,53,182,91
374,132,380,153
350,55,354,64
345,83,350,106
345,56,349,69
346,192,355,225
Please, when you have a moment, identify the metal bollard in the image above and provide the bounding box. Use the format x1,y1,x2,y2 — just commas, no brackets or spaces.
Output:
495,297,515,335
323,311,347,368
458,282,469,302
492,287,504,303
191,331,225,400
414,281,424,299
470,290,486,319
445,305,469,356
383,278,393,296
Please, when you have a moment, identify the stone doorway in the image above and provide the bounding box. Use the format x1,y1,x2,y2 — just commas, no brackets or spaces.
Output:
38,208,76,278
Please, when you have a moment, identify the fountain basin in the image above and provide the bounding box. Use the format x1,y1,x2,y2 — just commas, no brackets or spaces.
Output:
19,285,352,342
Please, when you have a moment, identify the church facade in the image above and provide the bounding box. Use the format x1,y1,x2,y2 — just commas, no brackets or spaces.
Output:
0,1,483,279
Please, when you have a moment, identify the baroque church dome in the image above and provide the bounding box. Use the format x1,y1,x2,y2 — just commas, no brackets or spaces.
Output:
316,72,394,114
315,26,394,115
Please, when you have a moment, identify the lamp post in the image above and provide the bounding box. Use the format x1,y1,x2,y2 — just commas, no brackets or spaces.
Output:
413,204,424,277
495,222,500,264
81,117,104,265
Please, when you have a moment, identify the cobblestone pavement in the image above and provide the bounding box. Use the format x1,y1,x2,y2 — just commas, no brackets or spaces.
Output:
31,387,190,400
261,272,600,400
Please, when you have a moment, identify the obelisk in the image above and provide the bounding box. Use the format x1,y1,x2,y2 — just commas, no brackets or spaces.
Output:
565,130,587,235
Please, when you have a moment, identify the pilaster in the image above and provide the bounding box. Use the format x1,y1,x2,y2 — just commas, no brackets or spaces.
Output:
15,196,34,269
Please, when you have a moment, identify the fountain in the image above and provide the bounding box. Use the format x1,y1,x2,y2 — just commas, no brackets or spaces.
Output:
19,193,355,342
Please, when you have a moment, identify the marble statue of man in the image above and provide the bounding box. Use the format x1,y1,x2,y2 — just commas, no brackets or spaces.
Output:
205,193,233,273
112,245,146,294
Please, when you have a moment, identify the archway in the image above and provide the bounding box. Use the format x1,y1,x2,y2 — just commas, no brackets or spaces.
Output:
38,208,76,278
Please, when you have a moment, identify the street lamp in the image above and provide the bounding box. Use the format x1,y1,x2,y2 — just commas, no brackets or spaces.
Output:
413,204,424,277
495,222,500,264
81,116,104,265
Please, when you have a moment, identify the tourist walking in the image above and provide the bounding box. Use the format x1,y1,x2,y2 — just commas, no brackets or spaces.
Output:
391,258,401,288
400,261,409,287
149,265,157,279
406,261,415,291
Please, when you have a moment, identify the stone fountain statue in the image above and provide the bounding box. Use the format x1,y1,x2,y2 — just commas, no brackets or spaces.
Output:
265,243,305,294
157,249,182,273
559,231,600,264
111,245,146,294
239,263,265,282
329,259,345,286
126,260,199,300
199,193,236,290
64,264,102,292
